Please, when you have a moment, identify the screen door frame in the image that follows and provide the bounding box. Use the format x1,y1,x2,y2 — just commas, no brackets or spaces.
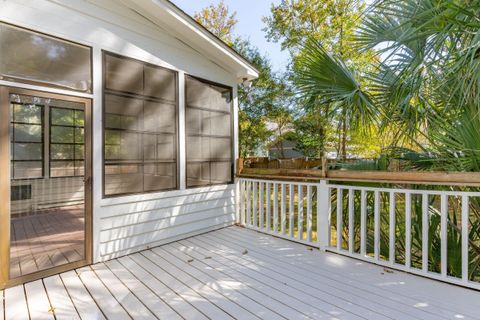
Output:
0,86,92,289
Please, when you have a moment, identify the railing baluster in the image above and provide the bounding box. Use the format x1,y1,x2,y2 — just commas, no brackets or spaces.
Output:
360,190,366,256
422,193,429,272
298,186,304,240
252,182,258,228
281,184,286,235
337,188,343,251
240,180,246,226
405,192,412,269
273,183,279,233
246,181,251,226
266,182,271,232
348,189,354,253
389,192,396,264
259,182,264,230
374,190,380,260
462,195,469,283
289,184,294,238
440,193,447,278
307,185,312,242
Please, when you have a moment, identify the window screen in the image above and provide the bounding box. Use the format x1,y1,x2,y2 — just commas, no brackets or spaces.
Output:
50,107,85,177
103,52,178,197
0,23,92,92
10,100,44,179
185,76,233,187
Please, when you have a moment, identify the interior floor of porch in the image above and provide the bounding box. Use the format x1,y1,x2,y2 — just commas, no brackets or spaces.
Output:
2,226,480,320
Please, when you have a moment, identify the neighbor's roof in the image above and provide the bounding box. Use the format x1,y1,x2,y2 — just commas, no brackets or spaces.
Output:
119,0,259,81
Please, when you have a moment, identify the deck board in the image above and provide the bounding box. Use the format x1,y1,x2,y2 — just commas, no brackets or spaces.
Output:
4,226,480,320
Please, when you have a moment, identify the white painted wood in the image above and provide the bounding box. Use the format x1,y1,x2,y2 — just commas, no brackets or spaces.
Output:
297,185,304,240
348,189,354,253
259,182,264,229
266,183,271,232
116,256,205,319
24,280,54,320
337,188,343,250
60,270,106,319
374,190,380,260
4,226,480,319
161,244,286,320
91,263,156,319
240,181,246,226
462,195,469,282
178,71,186,190
129,253,232,320
147,248,260,320
389,191,396,264
42,275,80,320
252,181,257,228
317,181,330,248
405,192,412,269
305,186,312,242
280,184,286,235
76,266,130,319
228,227,480,319
0,290,3,320
273,183,279,233
422,193,429,272
440,194,448,278
246,181,251,226
289,184,294,238
103,260,181,319
360,190,366,256
4,285,29,320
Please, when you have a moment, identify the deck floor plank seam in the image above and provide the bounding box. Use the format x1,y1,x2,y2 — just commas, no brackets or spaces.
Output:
116,255,208,320
228,227,480,318
103,259,183,320
178,238,350,320
183,235,386,320
152,245,288,320
210,228,444,320
3,226,480,320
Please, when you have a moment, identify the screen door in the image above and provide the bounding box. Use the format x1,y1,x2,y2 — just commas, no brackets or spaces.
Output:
0,87,92,288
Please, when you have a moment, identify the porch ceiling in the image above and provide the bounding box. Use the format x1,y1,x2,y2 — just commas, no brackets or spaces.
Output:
2,226,479,319
118,0,259,82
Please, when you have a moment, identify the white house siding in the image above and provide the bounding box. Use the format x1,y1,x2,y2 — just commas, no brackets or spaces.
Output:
1,0,240,262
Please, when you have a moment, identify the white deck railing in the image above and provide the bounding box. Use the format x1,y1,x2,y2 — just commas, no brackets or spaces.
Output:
237,177,480,290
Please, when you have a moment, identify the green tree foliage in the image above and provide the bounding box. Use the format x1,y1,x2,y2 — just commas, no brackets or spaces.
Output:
264,0,379,160
193,0,237,45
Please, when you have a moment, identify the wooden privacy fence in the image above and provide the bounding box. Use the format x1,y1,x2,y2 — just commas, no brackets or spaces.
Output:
236,161,480,290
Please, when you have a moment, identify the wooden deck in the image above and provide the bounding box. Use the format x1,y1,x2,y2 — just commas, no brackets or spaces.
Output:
2,226,480,320
10,206,85,278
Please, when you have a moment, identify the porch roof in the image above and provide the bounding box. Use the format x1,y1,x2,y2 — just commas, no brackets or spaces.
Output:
118,0,260,82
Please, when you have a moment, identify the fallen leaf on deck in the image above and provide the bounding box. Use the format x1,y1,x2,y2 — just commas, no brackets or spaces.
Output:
242,249,248,255
204,256,212,259
187,259,194,263
48,307,56,313
383,268,394,274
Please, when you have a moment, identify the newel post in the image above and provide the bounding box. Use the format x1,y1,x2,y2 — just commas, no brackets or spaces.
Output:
317,179,331,250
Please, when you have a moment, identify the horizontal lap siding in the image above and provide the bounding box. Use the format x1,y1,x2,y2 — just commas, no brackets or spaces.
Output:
98,185,236,260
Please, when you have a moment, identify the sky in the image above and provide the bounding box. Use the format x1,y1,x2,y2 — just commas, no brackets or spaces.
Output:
171,0,290,73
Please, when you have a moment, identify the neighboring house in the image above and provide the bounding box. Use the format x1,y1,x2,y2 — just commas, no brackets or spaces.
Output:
268,139,304,159
0,0,258,288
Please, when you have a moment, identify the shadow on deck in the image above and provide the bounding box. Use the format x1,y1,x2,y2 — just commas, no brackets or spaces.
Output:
2,226,480,320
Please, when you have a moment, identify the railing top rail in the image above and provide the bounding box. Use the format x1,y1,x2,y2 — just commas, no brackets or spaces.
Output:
237,166,480,187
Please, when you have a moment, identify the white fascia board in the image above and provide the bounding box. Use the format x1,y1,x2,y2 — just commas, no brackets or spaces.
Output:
120,0,259,82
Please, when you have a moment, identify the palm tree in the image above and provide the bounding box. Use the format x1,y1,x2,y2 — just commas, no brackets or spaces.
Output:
295,0,480,281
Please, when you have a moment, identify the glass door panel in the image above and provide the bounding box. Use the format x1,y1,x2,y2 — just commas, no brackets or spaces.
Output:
5,91,91,281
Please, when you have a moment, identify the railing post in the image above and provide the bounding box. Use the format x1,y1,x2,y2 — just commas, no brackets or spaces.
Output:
317,180,330,250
